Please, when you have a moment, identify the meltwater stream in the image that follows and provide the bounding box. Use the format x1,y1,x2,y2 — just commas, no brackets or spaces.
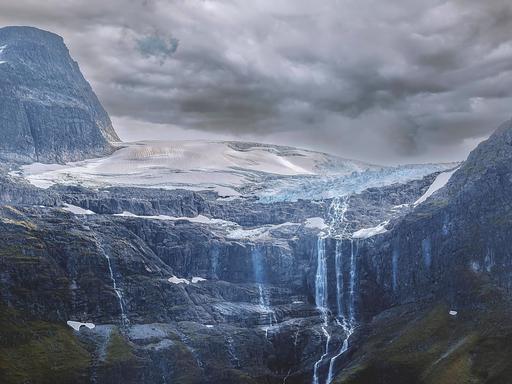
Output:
312,196,358,384
312,236,330,384
251,246,276,337
96,238,129,325
326,239,357,384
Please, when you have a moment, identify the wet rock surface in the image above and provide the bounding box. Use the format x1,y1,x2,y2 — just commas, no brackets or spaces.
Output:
0,166,436,383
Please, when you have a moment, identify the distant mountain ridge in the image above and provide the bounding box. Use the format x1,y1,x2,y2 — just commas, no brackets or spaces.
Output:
0,26,119,163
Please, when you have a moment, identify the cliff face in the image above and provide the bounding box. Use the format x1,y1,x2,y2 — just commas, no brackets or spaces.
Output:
3,26,512,384
331,120,512,383
0,172,436,384
0,26,119,163
354,119,512,315
2,118,512,383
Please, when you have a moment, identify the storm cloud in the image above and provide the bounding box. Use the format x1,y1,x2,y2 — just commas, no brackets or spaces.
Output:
1,0,511,163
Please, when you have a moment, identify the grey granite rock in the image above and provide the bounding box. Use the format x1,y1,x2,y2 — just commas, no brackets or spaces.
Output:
0,26,119,163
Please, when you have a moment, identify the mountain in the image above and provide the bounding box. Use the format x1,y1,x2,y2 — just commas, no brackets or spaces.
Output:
331,119,512,383
0,26,119,163
2,26,512,384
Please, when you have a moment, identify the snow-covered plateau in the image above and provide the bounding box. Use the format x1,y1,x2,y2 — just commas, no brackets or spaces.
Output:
13,140,457,202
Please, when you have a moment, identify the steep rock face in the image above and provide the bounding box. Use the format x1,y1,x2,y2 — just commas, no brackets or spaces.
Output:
0,26,119,163
0,170,435,384
329,120,512,383
356,119,512,314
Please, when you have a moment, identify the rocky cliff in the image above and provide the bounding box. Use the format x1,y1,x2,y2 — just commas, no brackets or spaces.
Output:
0,26,119,163
330,119,512,383
2,119,512,383
0,166,438,384
2,26,512,384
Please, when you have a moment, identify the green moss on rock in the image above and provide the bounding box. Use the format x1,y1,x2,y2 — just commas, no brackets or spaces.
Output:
0,307,91,384
105,330,135,365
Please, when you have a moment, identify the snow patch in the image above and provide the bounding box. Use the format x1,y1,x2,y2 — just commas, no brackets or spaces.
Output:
115,211,138,217
449,310,458,316
470,261,480,272
62,204,95,215
67,320,95,331
391,203,409,210
168,276,190,285
414,168,459,205
227,222,297,240
352,221,389,239
168,276,206,285
114,212,237,226
304,217,328,230
0,44,6,64
116,211,302,241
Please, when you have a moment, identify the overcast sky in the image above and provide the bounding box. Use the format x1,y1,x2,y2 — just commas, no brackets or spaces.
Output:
1,0,512,164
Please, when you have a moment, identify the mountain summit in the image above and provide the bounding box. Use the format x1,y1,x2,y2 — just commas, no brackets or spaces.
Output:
0,26,119,163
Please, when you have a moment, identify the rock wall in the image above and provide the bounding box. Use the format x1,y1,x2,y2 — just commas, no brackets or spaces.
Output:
0,26,119,163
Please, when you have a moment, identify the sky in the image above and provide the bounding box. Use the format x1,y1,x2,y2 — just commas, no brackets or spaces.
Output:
1,0,512,164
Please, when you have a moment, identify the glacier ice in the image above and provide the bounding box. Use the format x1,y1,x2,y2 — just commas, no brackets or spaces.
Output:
16,140,456,202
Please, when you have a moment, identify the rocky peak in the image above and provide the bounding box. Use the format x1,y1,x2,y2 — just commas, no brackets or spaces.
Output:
0,26,120,164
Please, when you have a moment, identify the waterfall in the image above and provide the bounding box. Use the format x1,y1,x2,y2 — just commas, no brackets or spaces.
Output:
311,195,361,383
422,237,432,269
334,241,345,320
320,196,358,384
176,329,204,369
329,196,350,320
326,317,354,383
314,237,328,311
97,239,128,325
348,240,357,324
326,239,358,384
105,253,128,325
284,324,302,383
392,247,399,292
312,236,330,384
226,335,240,368
251,246,276,336
210,245,220,279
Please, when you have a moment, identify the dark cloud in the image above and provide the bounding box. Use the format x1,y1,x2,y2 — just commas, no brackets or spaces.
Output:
1,0,511,164
136,34,179,61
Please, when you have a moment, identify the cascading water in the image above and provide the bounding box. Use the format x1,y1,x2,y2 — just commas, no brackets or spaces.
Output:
251,246,276,337
311,196,359,384
329,198,350,318
96,239,128,325
326,239,358,384
312,236,330,384
226,335,240,368
348,239,357,324
314,237,329,313
105,254,128,325
392,246,399,292
210,245,220,279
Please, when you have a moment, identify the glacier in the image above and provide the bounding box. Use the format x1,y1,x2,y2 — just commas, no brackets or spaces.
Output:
15,140,457,202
